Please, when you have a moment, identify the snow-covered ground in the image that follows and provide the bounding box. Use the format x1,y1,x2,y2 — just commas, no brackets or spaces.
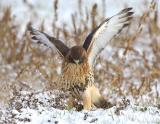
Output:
1,91,160,124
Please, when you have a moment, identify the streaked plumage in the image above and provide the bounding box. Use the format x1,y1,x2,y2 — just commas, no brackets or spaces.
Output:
29,8,133,110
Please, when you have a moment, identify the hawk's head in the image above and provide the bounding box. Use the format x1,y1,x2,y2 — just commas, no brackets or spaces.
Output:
67,46,87,65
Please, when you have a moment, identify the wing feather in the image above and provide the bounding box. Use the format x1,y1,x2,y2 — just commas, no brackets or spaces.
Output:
83,8,134,67
28,27,69,57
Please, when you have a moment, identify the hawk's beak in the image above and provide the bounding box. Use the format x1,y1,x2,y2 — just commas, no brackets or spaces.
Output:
74,60,79,64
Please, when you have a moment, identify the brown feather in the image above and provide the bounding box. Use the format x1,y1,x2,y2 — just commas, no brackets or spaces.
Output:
47,36,70,57
28,26,70,57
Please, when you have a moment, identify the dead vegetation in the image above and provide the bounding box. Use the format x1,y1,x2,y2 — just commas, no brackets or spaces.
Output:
0,0,159,107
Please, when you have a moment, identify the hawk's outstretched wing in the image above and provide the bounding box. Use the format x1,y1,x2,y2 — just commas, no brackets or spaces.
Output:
83,8,133,67
28,27,69,57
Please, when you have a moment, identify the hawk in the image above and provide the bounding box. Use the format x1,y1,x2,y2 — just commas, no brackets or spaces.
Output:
29,8,133,110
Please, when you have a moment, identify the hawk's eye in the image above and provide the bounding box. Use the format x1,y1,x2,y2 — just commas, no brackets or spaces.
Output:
68,55,74,63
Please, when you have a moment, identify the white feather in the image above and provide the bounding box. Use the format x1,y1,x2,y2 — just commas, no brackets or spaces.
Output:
87,8,133,67
30,29,55,50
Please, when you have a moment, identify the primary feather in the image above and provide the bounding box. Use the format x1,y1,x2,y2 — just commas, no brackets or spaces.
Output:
83,8,134,67
28,27,69,57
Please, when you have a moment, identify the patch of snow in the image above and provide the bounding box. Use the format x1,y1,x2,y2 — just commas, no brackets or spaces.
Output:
1,91,160,124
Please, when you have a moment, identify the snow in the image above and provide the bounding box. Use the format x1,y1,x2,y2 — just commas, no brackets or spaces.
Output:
0,91,159,124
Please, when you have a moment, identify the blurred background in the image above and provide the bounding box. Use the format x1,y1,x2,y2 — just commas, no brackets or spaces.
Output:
0,0,159,108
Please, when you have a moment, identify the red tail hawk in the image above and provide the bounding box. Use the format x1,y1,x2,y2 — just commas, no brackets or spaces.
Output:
29,8,133,110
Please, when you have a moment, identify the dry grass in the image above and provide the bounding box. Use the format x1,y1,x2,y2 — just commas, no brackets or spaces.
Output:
0,0,159,107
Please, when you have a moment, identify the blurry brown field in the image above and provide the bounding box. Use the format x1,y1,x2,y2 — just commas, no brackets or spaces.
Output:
0,0,159,108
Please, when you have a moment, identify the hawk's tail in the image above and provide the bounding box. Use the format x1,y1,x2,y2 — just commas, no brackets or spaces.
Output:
88,86,112,108
93,96,112,108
